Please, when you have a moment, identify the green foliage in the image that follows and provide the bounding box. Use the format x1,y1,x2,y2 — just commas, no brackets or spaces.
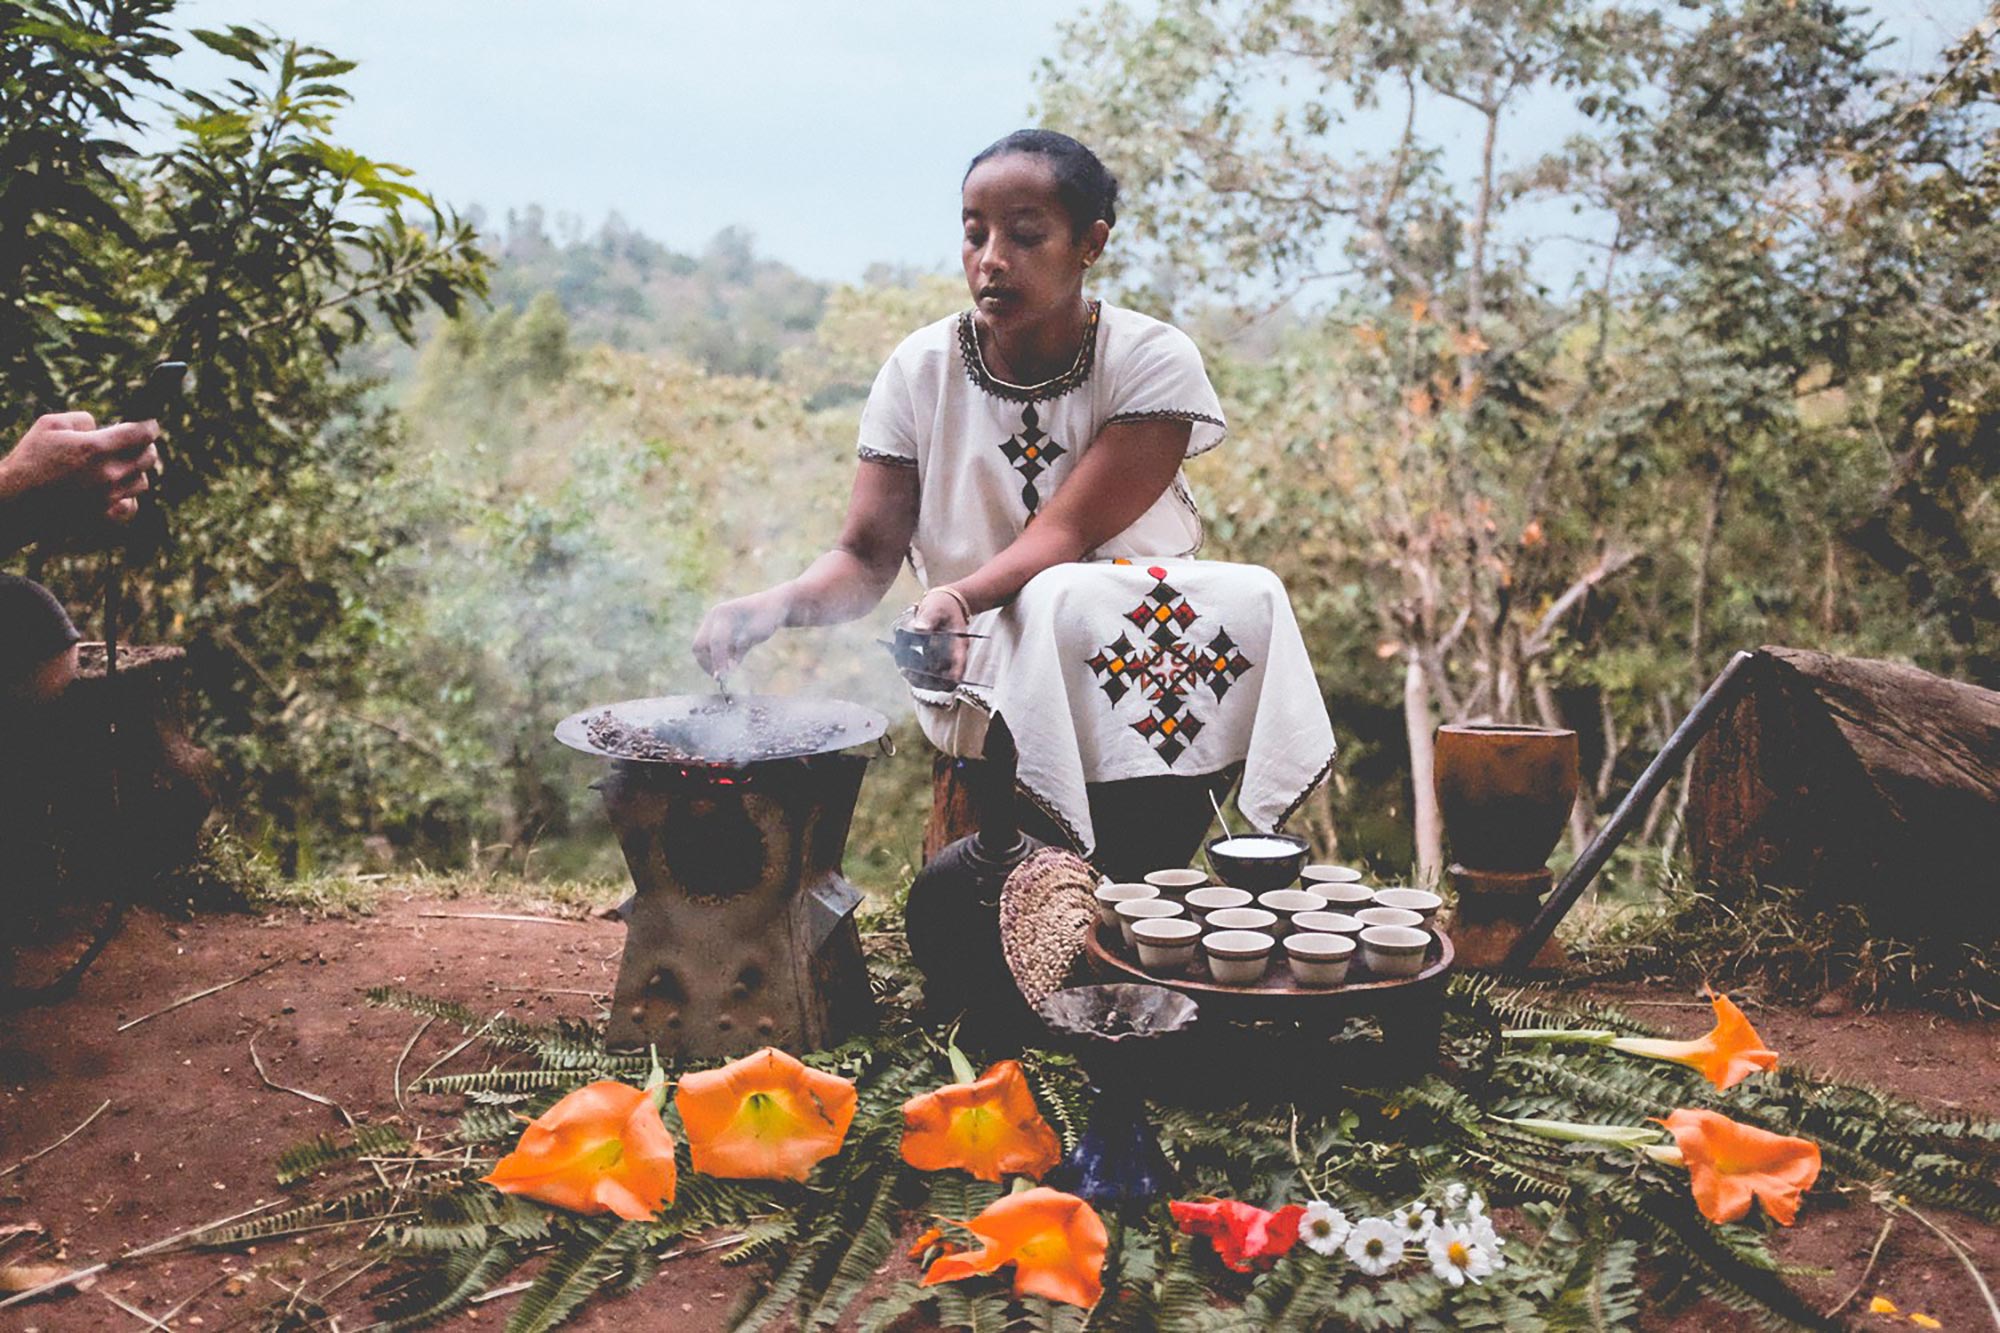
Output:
2,0,487,879
483,211,828,379
275,1121,411,1184
1568,881,2000,1016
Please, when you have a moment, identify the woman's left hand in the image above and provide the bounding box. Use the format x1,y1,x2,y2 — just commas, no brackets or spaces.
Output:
899,587,971,689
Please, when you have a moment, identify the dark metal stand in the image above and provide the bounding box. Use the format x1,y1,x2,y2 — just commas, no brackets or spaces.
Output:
1500,650,1756,975
903,717,1047,1033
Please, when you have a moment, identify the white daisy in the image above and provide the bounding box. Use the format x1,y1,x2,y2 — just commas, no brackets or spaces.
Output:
1467,1210,1506,1269
1393,1200,1436,1244
1464,1190,1487,1222
1344,1217,1404,1276
1442,1182,1468,1213
1427,1221,1496,1287
1299,1201,1350,1256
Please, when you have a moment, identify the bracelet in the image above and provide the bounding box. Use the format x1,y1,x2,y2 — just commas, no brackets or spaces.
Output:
930,586,974,622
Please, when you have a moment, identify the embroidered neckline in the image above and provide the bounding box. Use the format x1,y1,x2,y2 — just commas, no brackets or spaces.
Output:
956,300,1102,403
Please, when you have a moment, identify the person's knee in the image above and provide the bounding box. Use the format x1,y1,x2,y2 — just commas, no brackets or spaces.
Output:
0,574,83,705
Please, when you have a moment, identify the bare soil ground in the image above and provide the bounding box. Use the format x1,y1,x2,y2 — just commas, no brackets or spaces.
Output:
2,894,1993,1332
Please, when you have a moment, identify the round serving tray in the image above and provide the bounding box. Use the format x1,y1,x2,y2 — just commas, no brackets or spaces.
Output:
1084,923,1453,1023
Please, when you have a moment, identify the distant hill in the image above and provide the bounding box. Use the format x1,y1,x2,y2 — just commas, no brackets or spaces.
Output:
475,206,829,379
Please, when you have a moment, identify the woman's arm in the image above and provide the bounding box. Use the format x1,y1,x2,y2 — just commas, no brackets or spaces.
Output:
909,416,1192,636
691,458,918,676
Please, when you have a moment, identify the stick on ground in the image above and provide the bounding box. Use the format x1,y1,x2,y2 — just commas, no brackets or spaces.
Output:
116,958,284,1032
0,1098,111,1179
415,912,586,925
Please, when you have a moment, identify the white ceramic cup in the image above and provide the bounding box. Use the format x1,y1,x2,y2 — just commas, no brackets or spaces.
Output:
1184,885,1253,924
1255,888,1329,938
1133,916,1201,973
1202,928,1275,984
1144,867,1209,898
1358,924,1430,977
1291,910,1363,938
1093,881,1158,929
1311,881,1376,909
1300,863,1365,885
1203,906,1278,935
1371,887,1444,921
1356,905,1424,931
1116,897,1185,948
1285,931,1356,987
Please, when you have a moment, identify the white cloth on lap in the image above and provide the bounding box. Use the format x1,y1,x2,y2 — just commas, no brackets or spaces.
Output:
929,558,1336,855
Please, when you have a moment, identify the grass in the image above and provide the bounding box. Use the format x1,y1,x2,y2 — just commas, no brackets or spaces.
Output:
1565,875,2000,1016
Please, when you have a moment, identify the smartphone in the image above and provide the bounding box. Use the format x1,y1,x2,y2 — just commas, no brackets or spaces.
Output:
120,360,188,423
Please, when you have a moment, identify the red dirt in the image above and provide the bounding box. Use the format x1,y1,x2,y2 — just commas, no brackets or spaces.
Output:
1,897,1994,1331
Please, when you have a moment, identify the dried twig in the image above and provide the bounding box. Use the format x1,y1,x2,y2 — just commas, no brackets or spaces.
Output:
393,1016,436,1114
415,912,586,926
100,1291,171,1330
410,1013,503,1092
0,1201,277,1310
0,1099,111,1178
491,986,610,998
248,1029,393,1190
1825,1210,1895,1318
1878,1192,2000,1330
116,959,283,1032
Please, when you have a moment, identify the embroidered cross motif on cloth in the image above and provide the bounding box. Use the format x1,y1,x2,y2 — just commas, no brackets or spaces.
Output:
998,404,1066,513
1086,566,1256,765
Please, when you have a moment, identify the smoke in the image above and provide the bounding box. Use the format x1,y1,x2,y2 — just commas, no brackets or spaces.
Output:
380,298,931,872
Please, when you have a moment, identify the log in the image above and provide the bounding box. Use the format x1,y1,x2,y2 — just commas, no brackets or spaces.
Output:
1685,646,2000,937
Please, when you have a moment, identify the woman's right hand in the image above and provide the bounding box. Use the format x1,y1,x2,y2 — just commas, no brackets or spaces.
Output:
692,587,791,678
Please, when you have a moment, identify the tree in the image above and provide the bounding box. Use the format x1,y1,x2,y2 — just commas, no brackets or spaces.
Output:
1039,0,1978,880
2,1,487,870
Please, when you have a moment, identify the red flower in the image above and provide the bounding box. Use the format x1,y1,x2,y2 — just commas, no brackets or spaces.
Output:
1170,1198,1306,1272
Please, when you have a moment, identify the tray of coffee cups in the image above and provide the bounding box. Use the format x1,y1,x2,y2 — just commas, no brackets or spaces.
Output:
1083,861,1454,1022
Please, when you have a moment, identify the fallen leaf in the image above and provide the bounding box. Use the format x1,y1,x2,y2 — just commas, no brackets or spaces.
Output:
0,1264,68,1293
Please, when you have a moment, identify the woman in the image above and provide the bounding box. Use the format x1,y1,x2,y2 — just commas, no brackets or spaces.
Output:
693,129,1227,767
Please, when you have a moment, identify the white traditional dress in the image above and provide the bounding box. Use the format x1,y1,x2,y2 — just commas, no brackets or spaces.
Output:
857,300,1335,853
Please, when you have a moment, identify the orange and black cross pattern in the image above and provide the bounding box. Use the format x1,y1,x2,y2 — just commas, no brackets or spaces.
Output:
998,403,1066,513
1085,566,1255,765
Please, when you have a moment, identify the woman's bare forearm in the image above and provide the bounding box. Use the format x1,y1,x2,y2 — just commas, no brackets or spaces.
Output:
780,545,905,626
945,522,1091,616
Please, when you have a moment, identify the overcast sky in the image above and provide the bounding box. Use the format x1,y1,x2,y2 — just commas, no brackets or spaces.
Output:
167,0,1988,284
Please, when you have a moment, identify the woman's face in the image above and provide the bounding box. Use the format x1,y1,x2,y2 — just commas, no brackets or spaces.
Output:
961,154,1105,332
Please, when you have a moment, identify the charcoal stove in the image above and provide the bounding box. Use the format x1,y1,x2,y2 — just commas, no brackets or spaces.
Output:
556,694,887,1057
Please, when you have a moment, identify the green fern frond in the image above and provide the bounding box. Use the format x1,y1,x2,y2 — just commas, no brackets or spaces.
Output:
373,1241,515,1331
275,1122,413,1184
853,1283,934,1333
804,1165,908,1327
721,1211,799,1265
418,1068,610,1095
194,1169,476,1246
505,1218,648,1333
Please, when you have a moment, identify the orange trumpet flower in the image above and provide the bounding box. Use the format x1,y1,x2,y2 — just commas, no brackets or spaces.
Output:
1653,1108,1822,1226
483,1080,676,1221
1503,991,1778,1090
922,1186,1108,1309
1612,993,1778,1090
674,1047,857,1183
901,1058,1063,1182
